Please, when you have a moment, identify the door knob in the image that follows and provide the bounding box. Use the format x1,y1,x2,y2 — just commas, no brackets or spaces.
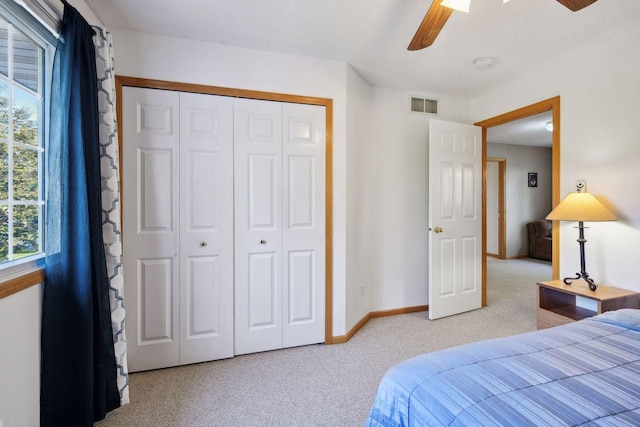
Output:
433,226,443,233
260,240,267,245
200,241,207,247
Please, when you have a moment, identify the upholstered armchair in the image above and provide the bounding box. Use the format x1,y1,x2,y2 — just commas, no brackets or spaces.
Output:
527,220,552,261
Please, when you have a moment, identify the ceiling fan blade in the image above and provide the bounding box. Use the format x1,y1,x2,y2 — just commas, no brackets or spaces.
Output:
408,1,454,51
555,0,598,11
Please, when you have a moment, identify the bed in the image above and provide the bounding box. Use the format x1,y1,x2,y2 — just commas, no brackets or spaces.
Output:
366,309,640,426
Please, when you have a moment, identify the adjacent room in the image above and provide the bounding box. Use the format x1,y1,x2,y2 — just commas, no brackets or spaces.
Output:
1,0,640,425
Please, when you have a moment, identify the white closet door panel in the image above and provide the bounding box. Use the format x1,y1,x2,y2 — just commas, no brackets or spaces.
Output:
282,103,325,348
288,157,314,227
122,87,180,372
188,153,218,228
288,250,314,321
234,98,283,355
139,149,174,232
187,256,220,333
179,93,234,364
139,258,173,342
249,154,277,228
248,253,278,326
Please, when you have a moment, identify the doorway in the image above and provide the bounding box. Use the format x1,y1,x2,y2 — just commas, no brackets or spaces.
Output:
486,157,506,259
475,97,561,306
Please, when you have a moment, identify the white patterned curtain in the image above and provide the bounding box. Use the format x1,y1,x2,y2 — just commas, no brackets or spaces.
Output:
93,26,129,405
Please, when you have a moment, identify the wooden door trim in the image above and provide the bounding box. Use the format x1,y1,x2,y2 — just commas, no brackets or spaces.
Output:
486,157,506,259
115,76,335,344
475,96,561,306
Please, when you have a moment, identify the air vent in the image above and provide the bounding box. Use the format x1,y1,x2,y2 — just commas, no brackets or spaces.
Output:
410,96,438,115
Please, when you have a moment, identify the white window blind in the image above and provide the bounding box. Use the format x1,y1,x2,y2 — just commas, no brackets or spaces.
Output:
9,0,60,41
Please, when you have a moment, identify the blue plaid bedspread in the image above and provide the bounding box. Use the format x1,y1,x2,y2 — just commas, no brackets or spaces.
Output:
366,309,640,426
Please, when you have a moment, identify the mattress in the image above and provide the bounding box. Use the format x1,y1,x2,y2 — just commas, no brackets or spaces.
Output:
366,309,640,426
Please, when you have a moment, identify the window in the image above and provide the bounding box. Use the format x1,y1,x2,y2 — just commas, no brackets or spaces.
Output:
0,6,53,273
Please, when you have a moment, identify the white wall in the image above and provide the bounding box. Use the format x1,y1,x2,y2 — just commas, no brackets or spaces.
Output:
472,26,640,291
345,65,373,329
487,143,552,257
0,285,42,427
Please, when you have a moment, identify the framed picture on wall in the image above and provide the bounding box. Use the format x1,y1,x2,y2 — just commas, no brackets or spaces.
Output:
528,172,538,188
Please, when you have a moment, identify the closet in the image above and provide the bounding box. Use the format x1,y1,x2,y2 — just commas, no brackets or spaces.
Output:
122,87,325,372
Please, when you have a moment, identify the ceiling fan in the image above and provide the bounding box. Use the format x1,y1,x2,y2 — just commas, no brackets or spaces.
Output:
408,0,599,51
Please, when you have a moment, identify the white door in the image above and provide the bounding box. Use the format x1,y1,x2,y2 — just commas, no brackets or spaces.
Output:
123,88,235,371
428,119,482,320
282,103,326,348
234,99,326,355
234,98,284,355
122,87,181,371
178,92,234,364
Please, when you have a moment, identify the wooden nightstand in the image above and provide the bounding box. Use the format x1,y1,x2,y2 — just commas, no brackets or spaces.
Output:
537,280,640,330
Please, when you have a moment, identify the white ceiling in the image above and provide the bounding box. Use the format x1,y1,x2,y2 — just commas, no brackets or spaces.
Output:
83,0,640,99
81,0,640,146
488,111,553,148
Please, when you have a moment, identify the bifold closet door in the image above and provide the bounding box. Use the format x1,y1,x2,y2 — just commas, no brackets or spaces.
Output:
281,102,326,348
234,98,326,355
122,87,180,371
178,92,234,365
234,99,284,354
122,87,234,372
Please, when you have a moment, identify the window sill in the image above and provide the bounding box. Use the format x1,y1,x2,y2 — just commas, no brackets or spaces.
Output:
0,268,45,299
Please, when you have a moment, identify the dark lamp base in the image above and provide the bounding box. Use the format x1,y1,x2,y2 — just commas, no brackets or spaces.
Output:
563,273,597,291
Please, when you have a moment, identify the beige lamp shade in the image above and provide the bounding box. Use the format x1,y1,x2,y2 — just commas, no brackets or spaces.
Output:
546,192,617,222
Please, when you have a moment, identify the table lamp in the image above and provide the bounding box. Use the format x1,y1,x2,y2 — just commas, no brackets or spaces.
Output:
545,190,617,291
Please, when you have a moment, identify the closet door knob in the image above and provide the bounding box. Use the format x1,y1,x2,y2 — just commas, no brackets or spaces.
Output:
200,241,208,247
260,240,267,245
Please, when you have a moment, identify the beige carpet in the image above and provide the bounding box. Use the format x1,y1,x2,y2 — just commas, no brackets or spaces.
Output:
97,257,551,427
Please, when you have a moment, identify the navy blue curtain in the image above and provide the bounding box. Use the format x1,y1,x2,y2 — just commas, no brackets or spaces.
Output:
41,3,120,425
